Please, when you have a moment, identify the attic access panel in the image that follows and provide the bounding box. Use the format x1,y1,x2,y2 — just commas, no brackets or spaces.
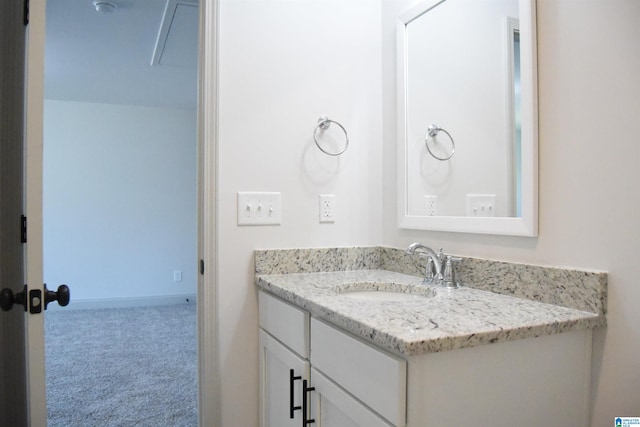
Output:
151,0,198,68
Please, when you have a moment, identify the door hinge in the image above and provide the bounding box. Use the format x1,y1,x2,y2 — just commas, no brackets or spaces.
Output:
21,215,27,243
199,259,205,275
24,0,29,25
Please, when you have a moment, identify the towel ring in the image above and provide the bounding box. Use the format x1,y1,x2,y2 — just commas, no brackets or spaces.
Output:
313,116,349,156
425,124,455,161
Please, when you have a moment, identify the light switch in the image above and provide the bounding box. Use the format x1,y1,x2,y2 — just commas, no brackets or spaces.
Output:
237,192,281,225
466,194,496,217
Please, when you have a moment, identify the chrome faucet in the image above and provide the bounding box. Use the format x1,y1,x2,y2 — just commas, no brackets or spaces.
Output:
405,243,461,289
404,243,443,285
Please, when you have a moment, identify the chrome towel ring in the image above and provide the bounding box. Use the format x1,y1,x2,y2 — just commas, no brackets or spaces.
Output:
313,116,349,156
425,124,455,161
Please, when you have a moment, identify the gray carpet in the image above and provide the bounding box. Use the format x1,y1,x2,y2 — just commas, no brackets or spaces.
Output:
45,303,197,426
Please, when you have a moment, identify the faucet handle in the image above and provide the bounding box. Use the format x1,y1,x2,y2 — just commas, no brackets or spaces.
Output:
425,257,435,281
442,256,462,289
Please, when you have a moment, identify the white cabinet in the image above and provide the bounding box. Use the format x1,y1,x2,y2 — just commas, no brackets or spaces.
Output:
259,291,309,358
405,328,592,426
259,291,406,427
259,330,310,427
310,368,392,427
258,290,591,427
310,318,406,426
259,292,311,427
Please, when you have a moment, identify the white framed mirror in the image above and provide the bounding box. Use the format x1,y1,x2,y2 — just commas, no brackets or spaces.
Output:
397,0,538,236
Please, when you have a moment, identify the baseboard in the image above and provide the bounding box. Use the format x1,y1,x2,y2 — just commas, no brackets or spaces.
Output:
47,294,197,311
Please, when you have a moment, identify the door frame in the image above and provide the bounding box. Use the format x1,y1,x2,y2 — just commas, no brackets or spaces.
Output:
24,0,47,423
24,0,220,425
197,0,220,426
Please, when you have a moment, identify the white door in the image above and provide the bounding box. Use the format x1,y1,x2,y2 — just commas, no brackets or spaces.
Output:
310,368,393,427
0,0,30,424
1,0,48,425
5,0,219,424
259,330,310,427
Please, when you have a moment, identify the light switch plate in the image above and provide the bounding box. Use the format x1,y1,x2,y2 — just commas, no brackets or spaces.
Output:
237,192,281,225
466,194,496,217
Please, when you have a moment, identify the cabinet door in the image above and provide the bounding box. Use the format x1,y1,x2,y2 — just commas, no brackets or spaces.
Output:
311,318,406,425
260,330,310,427
310,368,393,427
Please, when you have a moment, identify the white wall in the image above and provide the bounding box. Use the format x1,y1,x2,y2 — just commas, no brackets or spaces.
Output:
383,0,640,425
217,1,382,424
43,100,197,305
214,0,639,424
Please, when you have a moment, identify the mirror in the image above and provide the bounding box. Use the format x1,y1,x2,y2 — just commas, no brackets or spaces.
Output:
397,0,538,236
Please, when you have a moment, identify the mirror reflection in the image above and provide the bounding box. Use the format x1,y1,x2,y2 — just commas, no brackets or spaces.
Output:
405,0,521,218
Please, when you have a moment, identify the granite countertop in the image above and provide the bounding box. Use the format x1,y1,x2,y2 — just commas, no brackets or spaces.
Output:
255,269,603,357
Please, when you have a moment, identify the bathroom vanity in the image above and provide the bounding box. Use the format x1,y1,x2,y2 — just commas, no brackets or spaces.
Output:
255,247,607,427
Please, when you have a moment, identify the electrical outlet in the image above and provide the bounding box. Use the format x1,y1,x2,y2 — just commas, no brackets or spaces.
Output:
425,195,438,216
237,192,282,225
319,194,335,223
466,194,496,217
173,270,182,282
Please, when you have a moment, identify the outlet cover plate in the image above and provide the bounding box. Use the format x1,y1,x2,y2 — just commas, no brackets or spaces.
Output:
319,194,335,223
425,195,438,216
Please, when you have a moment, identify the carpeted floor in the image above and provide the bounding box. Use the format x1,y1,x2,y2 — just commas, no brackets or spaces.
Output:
45,303,197,426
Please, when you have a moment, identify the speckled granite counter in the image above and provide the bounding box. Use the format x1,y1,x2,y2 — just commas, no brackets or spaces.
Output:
255,247,607,357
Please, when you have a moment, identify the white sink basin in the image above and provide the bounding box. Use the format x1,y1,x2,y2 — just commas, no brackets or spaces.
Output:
334,282,436,302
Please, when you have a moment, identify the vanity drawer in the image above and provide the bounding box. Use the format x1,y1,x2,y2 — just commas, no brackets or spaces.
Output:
310,318,407,426
259,291,310,358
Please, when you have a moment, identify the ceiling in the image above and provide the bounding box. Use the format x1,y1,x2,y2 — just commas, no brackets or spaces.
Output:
45,0,198,110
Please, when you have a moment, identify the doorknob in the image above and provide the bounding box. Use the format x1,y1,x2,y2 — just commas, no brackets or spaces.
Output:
0,285,28,312
44,284,70,309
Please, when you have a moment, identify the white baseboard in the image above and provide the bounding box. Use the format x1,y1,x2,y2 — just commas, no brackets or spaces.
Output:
47,294,197,311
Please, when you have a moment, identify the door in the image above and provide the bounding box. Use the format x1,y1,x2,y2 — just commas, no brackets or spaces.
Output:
1,0,56,424
259,330,310,427
0,0,29,424
310,368,393,427
4,0,218,423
